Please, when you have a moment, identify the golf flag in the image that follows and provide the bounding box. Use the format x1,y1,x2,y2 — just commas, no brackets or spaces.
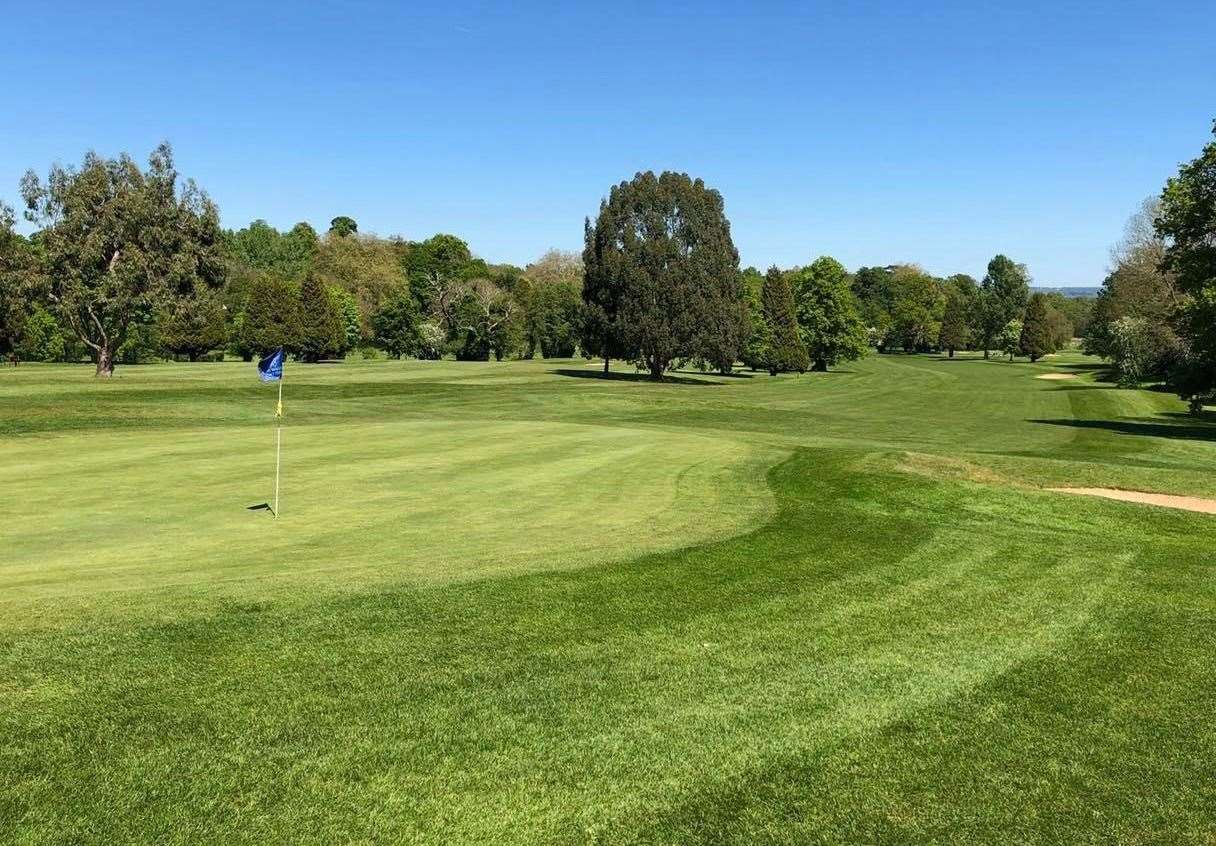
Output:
258,348,285,383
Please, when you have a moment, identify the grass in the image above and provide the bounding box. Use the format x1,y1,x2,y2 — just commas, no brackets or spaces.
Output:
2,352,1214,844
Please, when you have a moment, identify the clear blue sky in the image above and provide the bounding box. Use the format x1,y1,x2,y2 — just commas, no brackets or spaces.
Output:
3,1,1213,286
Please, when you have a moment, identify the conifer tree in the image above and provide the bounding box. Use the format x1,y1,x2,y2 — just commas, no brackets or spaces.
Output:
761,266,809,374
297,274,341,361
1019,293,1056,362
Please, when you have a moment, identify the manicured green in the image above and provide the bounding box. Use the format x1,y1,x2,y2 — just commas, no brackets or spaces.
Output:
2,353,1214,844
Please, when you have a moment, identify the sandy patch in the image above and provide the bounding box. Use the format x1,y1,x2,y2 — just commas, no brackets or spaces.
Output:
1048,487,1216,514
1036,373,1077,380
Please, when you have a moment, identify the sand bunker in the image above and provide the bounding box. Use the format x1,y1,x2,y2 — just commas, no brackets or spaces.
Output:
1036,373,1077,380
1048,487,1216,514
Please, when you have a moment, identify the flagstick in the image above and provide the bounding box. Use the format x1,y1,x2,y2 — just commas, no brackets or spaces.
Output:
274,376,282,518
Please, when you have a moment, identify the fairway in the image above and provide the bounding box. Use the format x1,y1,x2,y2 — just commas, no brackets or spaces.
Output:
3,354,1215,843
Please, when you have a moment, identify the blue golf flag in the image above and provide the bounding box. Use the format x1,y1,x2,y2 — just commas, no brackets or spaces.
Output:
257,348,285,383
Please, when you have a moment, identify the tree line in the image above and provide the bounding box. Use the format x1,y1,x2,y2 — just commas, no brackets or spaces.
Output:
1079,122,1216,412
2,134,1212,408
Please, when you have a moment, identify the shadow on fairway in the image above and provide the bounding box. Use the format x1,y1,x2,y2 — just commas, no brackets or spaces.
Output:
550,369,724,386
1031,417,1216,442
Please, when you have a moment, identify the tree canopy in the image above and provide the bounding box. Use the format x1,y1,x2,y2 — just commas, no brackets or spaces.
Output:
19,143,225,375
581,171,743,379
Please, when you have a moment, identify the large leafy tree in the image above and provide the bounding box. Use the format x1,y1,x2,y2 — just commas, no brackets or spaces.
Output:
852,265,896,350
1156,120,1216,412
582,171,742,379
938,274,978,356
328,216,358,238
978,255,1030,358
793,257,867,370
760,266,809,374
20,143,224,376
372,288,423,358
312,232,405,340
888,265,944,353
521,250,583,358
0,202,45,359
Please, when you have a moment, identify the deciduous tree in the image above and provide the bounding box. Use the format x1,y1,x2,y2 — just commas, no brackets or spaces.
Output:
20,143,224,376
793,257,867,370
978,255,1030,358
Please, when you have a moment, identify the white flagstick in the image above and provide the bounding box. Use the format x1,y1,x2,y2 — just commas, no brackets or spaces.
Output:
274,374,283,517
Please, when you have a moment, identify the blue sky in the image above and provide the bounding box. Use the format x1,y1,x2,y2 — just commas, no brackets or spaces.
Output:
2,1,1213,285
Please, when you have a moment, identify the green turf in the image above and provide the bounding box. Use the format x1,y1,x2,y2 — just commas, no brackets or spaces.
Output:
2,353,1214,844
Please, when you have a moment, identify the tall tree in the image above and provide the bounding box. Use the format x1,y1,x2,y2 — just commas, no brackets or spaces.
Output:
0,202,45,359
938,287,972,357
328,216,358,237
761,266,809,374
239,274,300,356
581,171,742,379
160,288,226,361
889,265,944,353
793,257,868,370
978,255,1030,358
372,288,423,359
1156,120,1216,413
1019,293,1056,362
852,265,896,350
20,143,224,376
521,250,583,358
297,274,342,361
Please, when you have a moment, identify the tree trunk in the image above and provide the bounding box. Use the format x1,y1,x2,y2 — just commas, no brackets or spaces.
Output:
603,355,609,375
648,356,664,380
95,344,115,377
812,359,828,372
983,349,990,360
948,348,955,358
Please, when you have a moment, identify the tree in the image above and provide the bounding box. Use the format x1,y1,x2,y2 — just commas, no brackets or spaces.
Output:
761,266,809,374
328,216,358,237
997,319,1023,361
16,305,66,361
581,171,742,379
978,255,1030,358
297,274,342,361
1019,293,1057,362
793,257,867,370
889,265,944,352
0,202,45,359
239,274,300,356
938,275,978,357
20,143,224,376
1156,120,1216,412
521,250,583,358
312,232,404,341
372,288,423,358
160,288,226,361
1085,200,1182,382
1107,317,1155,387
226,219,317,281
852,265,896,350
331,287,362,355
404,234,475,308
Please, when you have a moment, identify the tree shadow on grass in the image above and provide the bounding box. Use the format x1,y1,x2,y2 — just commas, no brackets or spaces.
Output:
549,369,724,386
1030,417,1216,442
669,368,755,379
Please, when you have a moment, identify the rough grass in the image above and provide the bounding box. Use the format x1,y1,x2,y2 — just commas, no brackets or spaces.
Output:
1,353,1214,844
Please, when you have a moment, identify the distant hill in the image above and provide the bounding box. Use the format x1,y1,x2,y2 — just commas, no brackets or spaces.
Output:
1032,286,1100,299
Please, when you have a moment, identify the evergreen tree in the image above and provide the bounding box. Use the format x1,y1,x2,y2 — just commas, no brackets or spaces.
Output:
794,257,868,371
938,279,976,357
761,266,809,374
297,274,341,361
1019,293,1056,362
160,288,227,361
581,171,742,379
240,274,300,356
